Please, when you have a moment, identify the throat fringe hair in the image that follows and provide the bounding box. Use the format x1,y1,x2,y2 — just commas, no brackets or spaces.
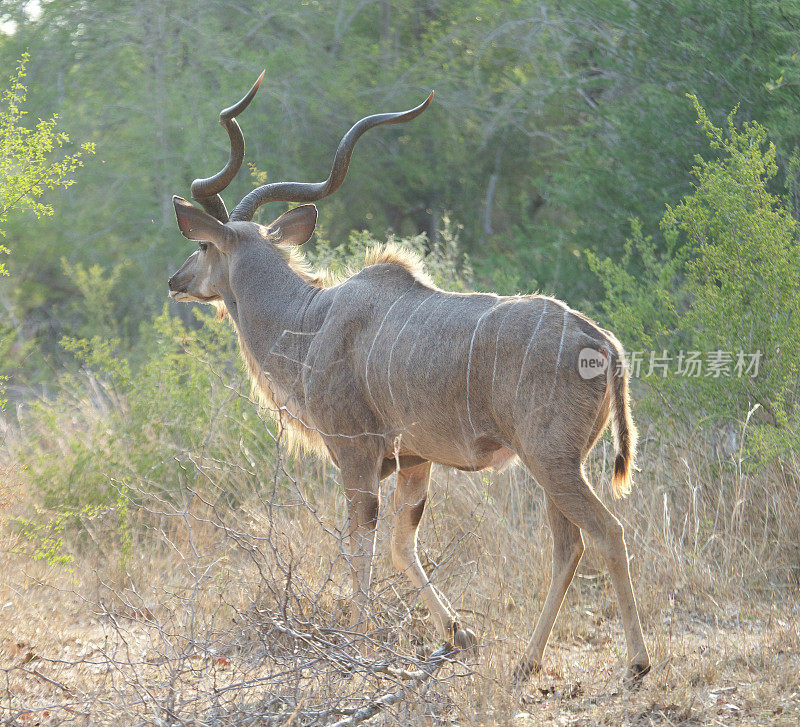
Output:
214,242,434,457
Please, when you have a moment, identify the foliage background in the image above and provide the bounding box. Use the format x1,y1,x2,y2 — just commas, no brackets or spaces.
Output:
2,2,800,724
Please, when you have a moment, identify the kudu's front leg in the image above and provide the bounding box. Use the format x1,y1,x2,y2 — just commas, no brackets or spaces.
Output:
391,462,477,654
340,457,382,629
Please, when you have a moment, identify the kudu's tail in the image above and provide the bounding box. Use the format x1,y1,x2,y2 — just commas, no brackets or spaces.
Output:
606,344,638,499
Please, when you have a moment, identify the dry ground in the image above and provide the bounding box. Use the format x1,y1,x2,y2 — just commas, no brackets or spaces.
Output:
1,430,799,725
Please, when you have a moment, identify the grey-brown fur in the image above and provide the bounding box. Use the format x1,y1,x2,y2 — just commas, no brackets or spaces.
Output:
167,77,649,684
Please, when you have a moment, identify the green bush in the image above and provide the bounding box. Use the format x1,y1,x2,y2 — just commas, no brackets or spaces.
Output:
588,97,800,462
15,303,262,509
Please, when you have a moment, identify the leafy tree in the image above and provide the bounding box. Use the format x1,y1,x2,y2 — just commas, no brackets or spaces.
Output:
0,52,93,273
4,0,800,388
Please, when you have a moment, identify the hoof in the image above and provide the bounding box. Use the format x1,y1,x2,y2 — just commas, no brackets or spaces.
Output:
624,661,651,689
452,625,479,658
511,659,541,685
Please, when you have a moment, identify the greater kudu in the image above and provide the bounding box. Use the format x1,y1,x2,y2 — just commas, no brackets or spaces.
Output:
168,73,650,684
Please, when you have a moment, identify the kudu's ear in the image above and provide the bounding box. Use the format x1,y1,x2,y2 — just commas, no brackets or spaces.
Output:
173,196,233,252
263,204,318,246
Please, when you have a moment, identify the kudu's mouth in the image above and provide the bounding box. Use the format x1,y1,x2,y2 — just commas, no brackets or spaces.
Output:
168,278,187,300
169,287,220,304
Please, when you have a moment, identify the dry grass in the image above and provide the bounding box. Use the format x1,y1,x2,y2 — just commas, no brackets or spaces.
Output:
1,412,799,725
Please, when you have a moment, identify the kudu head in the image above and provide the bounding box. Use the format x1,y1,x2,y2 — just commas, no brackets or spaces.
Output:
168,72,433,305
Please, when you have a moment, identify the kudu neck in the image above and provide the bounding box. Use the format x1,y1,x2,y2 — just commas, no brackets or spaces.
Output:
225,242,321,348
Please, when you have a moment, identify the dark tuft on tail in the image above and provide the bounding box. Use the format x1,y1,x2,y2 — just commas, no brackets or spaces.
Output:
614,453,628,486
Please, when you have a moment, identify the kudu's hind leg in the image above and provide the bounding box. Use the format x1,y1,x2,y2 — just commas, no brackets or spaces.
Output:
513,493,584,682
391,461,477,652
524,461,650,684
